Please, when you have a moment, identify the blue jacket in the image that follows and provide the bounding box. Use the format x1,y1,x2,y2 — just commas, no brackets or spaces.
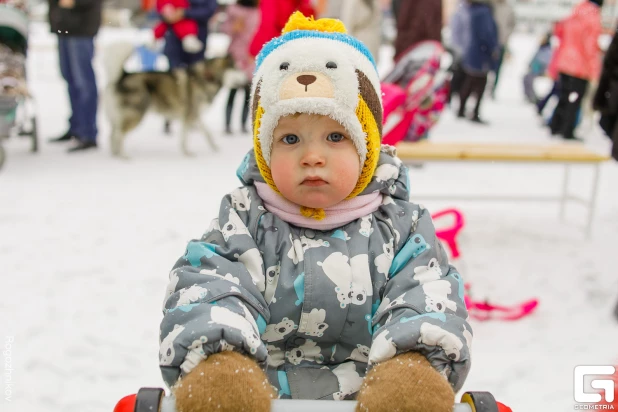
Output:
163,0,218,68
462,3,499,74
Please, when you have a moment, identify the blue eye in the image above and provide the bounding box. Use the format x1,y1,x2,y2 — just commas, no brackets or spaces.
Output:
327,132,345,142
282,134,299,144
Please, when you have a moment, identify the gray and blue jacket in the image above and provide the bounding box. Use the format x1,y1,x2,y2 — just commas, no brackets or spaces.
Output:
159,146,472,400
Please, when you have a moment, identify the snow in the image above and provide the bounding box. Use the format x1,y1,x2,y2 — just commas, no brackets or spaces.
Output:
1,23,617,412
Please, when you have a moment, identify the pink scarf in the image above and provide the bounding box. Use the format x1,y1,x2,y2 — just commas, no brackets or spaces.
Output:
254,182,383,231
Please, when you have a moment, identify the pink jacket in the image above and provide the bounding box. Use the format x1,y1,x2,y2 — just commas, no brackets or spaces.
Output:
222,4,260,79
551,1,602,81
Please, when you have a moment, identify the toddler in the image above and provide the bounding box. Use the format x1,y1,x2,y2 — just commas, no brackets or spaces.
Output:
153,0,203,53
159,13,472,412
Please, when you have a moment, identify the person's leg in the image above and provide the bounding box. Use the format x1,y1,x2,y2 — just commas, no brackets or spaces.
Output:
523,72,536,102
225,87,237,134
560,76,588,139
550,74,570,135
472,74,488,120
492,46,505,97
241,84,251,133
65,36,98,148
58,36,78,136
449,60,465,103
458,72,473,117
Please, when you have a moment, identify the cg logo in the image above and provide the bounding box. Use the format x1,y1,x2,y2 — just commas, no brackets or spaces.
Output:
574,365,616,403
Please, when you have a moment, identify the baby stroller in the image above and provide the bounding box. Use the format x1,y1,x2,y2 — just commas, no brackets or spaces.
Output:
0,0,37,169
381,40,449,146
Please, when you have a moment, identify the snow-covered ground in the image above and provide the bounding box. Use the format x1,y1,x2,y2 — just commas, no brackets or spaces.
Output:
1,23,617,412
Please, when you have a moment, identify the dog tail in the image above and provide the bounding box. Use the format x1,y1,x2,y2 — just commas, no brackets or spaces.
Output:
103,42,135,85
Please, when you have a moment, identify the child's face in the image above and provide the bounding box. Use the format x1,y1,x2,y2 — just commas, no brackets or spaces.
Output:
270,114,361,209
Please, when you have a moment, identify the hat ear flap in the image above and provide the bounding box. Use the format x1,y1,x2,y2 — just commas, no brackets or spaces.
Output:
356,70,382,137
251,78,262,126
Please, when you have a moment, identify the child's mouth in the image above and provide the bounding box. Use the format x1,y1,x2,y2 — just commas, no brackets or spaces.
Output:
302,177,328,186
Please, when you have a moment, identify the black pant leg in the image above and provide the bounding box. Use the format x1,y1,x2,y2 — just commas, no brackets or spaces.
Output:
560,75,588,138
458,73,474,116
472,74,488,117
241,84,251,130
225,88,238,130
550,73,570,135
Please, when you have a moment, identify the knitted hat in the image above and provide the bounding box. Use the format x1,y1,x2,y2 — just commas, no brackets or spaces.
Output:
251,12,383,217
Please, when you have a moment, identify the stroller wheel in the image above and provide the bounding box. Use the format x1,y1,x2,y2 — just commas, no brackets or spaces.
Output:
31,117,38,153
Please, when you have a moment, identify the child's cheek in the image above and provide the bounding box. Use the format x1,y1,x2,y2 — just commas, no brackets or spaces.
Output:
271,156,298,192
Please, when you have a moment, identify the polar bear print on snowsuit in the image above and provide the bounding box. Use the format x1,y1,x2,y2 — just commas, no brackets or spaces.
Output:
418,322,464,361
220,209,251,241
346,344,370,362
332,362,364,400
261,317,298,342
264,263,280,304
234,248,265,292
230,187,251,211
359,215,373,237
286,339,324,365
241,328,262,354
266,344,285,367
376,292,406,315
423,280,457,313
413,258,442,285
368,329,397,365
209,306,256,335
318,252,369,308
175,285,208,307
199,268,240,285
350,253,373,302
301,237,330,252
462,325,473,351
159,324,185,366
287,234,330,265
299,308,329,337
374,164,399,183
162,269,181,310
374,238,395,278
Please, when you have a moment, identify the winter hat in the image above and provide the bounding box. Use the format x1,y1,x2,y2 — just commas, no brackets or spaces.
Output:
251,12,383,218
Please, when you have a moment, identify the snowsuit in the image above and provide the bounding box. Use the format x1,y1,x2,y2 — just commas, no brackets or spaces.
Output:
159,148,472,399
153,0,198,41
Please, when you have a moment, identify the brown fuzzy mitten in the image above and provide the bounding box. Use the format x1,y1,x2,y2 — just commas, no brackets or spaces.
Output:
355,352,455,412
173,351,277,412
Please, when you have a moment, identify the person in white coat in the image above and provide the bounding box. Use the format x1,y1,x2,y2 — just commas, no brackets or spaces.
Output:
490,0,516,97
340,0,382,64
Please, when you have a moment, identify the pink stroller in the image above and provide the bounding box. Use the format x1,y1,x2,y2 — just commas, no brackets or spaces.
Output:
381,40,449,146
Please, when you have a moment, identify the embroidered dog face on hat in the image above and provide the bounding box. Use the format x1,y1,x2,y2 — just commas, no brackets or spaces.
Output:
251,12,383,205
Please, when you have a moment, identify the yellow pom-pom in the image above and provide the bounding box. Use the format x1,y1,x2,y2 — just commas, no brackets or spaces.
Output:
282,11,347,35
300,206,326,221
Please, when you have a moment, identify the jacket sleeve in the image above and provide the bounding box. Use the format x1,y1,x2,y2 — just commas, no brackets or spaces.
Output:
585,22,602,81
183,0,217,23
368,205,472,392
159,192,270,388
249,0,277,57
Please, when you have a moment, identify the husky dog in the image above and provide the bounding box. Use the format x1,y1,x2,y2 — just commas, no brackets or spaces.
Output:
103,43,233,157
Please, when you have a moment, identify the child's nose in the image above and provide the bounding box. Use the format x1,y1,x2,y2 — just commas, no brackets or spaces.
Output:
301,150,326,166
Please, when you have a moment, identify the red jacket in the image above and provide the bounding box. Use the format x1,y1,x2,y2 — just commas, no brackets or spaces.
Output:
551,1,602,81
248,0,315,57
